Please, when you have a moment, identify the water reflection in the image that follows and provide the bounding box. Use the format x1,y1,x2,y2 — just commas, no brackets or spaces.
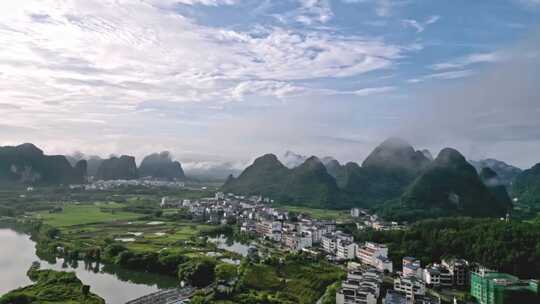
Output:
0,228,177,304
208,235,254,257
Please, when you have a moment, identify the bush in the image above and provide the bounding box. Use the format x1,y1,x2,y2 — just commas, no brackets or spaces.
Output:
178,258,217,287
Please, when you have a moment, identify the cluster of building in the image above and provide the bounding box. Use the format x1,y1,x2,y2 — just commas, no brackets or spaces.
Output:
160,192,539,304
336,263,440,304
335,252,539,304
320,232,394,272
253,215,338,252
351,208,406,231
388,257,471,303
334,252,467,303
336,265,383,304
76,179,185,190
161,192,272,224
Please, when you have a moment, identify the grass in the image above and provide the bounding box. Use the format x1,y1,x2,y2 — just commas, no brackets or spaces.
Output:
34,203,141,227
235,259,345,304
242,264,282,290
273,204,351,221
34,202,215,257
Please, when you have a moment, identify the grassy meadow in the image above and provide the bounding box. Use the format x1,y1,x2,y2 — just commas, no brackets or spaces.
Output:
274,204,351,221
34,203,141,227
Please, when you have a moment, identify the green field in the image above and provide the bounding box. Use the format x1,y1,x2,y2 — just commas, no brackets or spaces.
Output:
34,203,141,227
32,203,218,258
231,258,345,304
274,204,351,221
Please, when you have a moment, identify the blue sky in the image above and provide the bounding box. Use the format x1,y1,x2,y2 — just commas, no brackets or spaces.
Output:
0,0,539,169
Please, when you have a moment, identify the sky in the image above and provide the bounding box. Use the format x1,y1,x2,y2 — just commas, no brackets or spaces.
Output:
0,0,540,169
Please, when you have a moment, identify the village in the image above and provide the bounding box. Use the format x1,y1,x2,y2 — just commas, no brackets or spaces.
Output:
158,192,538,304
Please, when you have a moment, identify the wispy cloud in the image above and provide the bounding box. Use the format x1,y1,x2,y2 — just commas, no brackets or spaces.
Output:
341,0,408,17
408,70,474,83
150,0,238,7
0,0,538,167
0,1,404,114
402,15,440,33
430,52,503,70
295,0,334,25
351,86,396,96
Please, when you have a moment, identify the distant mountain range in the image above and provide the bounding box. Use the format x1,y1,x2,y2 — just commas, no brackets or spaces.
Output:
222,138,520,220
0,143,86,185
2,146,186,183
2,140,539,221
222,154,343,208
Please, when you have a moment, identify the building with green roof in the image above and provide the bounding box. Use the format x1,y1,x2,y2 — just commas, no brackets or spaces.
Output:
470,268,539,304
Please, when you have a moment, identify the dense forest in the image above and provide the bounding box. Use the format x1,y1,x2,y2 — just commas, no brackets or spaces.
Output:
351,217,540,278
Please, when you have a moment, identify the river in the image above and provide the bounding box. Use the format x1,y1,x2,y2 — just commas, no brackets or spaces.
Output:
0,228,177,304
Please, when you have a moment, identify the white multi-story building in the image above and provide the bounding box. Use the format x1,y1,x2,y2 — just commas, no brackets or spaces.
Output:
423,264,453,287
337,241,357,260
256,220,282,241
394,275,426,301
374,255,394,273
282,232,313,251
442,258,470,287
350,208,361,217
321,231,354,254
402,257,423,279
357,242,393,272
302,226,323,244
336,268,382,304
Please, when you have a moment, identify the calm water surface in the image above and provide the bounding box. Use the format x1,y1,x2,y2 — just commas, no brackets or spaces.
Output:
208,235,254,257
0,228,177,304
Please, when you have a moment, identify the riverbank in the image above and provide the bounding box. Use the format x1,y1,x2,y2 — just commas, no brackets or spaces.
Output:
0,264,105,304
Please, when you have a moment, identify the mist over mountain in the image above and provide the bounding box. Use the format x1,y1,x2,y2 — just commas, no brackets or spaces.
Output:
280,151,308,169
223,137,522,221
421,149,434,161
362,137,431,173
341,138,432,205
0,143,86,185
182,161,244,182
138,151,185,181
66,152,104,178
479,167,513,209
224,138,434,210
470,158,522,187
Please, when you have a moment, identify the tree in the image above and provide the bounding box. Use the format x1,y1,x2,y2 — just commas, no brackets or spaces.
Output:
178,258,216,287
82,285,90,297
215,264,238,283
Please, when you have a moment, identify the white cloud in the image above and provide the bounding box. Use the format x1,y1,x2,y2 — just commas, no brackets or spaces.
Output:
408,70,474,83
0,1,408,133
351,86,396,96
148,0,238,7
430,52,503,70
402,15,440,33
228,80,307,101
0,1,403,114
341,0,410,17
294,0,334,25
